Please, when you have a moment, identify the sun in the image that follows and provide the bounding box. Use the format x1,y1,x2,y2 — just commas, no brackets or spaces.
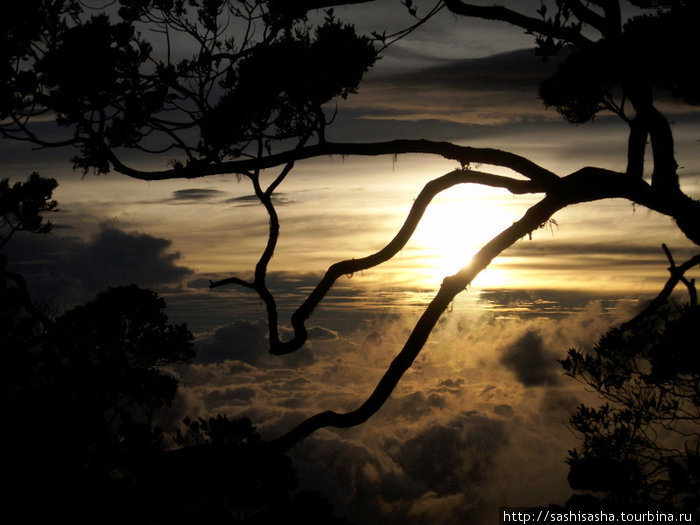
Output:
410,185,522,286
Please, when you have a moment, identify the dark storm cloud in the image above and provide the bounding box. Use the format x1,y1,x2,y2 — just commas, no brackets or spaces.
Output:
71,226,191,287
499,330,562,386
5,223,192,304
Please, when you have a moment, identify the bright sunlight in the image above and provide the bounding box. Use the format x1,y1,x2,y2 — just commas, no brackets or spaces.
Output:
410,185,526,287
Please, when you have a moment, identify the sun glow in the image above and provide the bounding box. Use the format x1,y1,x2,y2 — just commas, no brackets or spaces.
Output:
409,186,527,287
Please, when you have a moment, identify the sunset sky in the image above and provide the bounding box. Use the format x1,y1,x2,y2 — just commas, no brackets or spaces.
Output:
3,1,700,523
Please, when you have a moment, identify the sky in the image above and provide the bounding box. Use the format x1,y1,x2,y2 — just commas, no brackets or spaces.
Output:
3,1,700,523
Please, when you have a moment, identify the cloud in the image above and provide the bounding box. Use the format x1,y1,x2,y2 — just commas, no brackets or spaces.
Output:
504,241,681,258
69,225,191,288
195,318,315,367
203,386,257,409
478,288,642,319
225,193,295,207
340,49,558,127
307,326,339,341
501,241,699,271
167,300,644,524
539,389,580,422
393,412,508,495
499,330,562,386
407,492,469,524
195,319,269,365
5,223,192,305
345,47,700,132
493,404,515,418
171,188,225,201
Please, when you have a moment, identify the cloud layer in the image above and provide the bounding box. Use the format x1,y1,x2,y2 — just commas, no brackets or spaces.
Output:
166,298,643,524
5,223,192,306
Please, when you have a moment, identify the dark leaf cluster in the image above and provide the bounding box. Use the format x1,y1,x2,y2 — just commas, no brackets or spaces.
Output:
539,2,700,123
201,13,376,158
0,1,80,120
0,172,58,249
1,1,378,174
561,302,700,509
1,262,349,523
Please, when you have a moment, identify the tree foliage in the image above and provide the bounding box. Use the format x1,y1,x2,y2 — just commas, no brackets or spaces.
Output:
0,172,57,248
538,1,700,124
1,278,348,523
1,0,377,172
561,256,700,510
0,172,59,342
1,284,194,520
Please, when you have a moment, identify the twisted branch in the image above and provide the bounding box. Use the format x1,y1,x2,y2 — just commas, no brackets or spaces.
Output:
212,168,550,355
106,139,560,185
271,165,675,449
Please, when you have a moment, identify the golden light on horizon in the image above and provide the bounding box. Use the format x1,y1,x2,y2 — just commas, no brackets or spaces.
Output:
409,184,526,288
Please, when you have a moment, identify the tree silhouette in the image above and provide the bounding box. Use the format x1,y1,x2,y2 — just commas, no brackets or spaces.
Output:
1,172,58,350
1,284,196,523
0,172,57,249
1,0,699,450
0,173,352,521
561,249,700,510
2,283,350,523
145,414,353,524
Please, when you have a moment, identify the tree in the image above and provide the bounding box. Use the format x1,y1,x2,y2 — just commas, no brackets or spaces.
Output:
149,414,353,524
1,0,698,450
2,280,351,523
1,284,196,523
561,249,700,510
0,171,57,249
1,172,58,348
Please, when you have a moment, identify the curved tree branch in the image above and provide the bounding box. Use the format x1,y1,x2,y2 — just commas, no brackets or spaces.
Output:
106,139,560,184
564,0,607,36
212,168,548,355
442,0,592,46
626,116,647,179
271,193,564,450
272,169,547,355
270,164,688,449
623,82,679,194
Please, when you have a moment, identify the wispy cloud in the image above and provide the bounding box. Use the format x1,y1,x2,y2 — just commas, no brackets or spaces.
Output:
225,193,296,207
171,188,226,201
